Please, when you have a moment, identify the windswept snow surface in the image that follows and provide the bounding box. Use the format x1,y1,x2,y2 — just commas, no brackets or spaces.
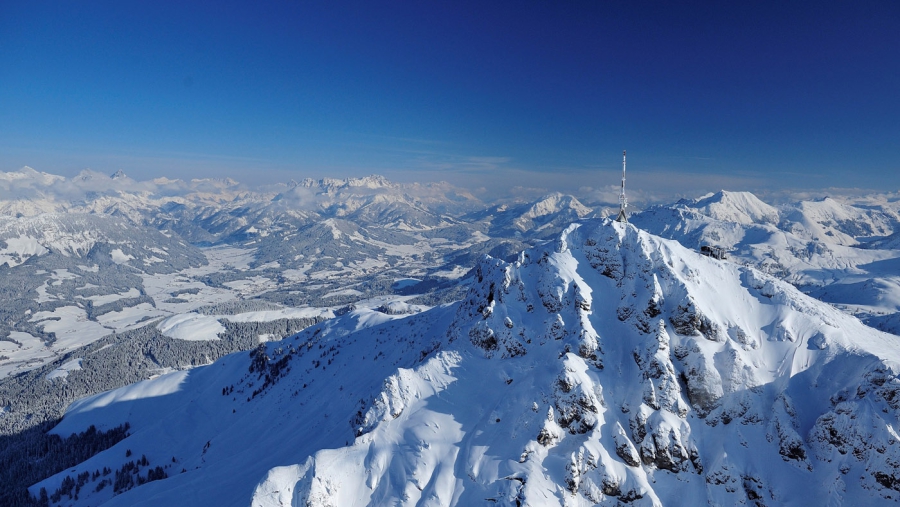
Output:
35,220,900,506
51,370,190,436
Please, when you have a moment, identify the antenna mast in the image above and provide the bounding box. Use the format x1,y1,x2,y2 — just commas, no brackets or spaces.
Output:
615,150,628,223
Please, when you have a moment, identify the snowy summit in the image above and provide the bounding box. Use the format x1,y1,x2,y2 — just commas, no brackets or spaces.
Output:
34,219,900,506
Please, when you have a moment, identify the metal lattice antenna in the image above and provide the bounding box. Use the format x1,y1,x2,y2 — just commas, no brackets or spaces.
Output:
615,150,628,223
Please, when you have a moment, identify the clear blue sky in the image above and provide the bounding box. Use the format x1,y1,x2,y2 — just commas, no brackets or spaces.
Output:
1,1,898,196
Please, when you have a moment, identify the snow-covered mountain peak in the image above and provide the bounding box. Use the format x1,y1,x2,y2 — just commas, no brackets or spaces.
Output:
37,219,900,506
0,166,65,185
632,188,900,312
189,177,241,188
466,192,595,238
346,174,394,189
458,218,899,375
679,190,779,225
299,174,396,193
254,219,900,505
75,169,107,182
781,196,895,245
523,192,592,218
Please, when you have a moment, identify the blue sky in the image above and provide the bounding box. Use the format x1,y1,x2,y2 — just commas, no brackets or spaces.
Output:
1,1,898,198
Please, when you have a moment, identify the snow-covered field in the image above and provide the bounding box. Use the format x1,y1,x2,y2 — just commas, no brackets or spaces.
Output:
46,358,83,381
0,331,54,377
0,243,343,378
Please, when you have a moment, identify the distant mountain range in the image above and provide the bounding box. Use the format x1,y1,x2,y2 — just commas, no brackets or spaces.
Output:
0,168,599,380
632,190,900,334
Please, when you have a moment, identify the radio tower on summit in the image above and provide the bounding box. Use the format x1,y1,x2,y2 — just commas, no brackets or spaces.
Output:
615,150,628,223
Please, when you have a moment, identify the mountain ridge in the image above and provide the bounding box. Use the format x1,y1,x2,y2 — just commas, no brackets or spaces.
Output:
33,219,900,506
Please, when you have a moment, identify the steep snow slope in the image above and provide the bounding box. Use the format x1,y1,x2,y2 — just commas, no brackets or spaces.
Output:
36,220,900,506
632,191,900,335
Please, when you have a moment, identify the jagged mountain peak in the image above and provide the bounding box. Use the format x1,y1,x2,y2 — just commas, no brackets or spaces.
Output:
298,174,395,192
345,174,393,188
252,220,900,505
36,219,900,506
75,169,104,182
